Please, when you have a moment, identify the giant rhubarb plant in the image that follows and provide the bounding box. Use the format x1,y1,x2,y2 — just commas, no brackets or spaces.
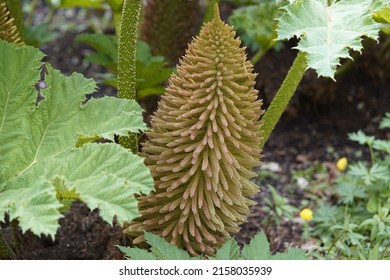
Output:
124,6,263,256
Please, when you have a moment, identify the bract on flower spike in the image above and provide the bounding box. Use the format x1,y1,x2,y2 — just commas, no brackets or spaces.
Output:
124,4,264,256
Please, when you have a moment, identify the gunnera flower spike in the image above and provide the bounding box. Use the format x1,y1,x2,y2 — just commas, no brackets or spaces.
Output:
125,4,263,256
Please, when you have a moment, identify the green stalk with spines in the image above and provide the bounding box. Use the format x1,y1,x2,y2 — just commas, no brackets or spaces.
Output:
260,51,307,148
117,0,141,153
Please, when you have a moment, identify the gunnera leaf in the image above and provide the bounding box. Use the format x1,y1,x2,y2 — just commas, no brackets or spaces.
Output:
0,2,22,44
0,40,153,238
124,5,263,256
209,238,241,260
277,0,381,79
241,230,305,260
140,0,201,66
119,232,201,260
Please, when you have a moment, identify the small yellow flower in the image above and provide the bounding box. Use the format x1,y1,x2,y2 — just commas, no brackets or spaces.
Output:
336,157,348,171
300,208,313,221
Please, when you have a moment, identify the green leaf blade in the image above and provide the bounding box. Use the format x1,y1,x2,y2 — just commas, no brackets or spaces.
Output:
75,175,139,225
242,231,271,260
2,58,147,178
118,246,157,260
4,144,153,235
271,248,305,260
144,232,195,260
0,41,153,237
0,41,44,182
69,96,148,146
0,178,62,239
241,230,306,260
27,67,96,162
210,238,241,260
277,0,381,78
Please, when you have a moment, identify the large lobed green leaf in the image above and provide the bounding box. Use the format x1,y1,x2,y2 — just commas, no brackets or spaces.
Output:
241,231,271,260
0,178,63,237
118,246,158,260
241,231,305,260
144,232,200,260
209,238,240,260
120,232,201,260
277,0,382,79
0,40,153,238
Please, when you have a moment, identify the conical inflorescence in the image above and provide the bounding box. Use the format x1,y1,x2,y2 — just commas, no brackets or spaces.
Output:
125,6,263,256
